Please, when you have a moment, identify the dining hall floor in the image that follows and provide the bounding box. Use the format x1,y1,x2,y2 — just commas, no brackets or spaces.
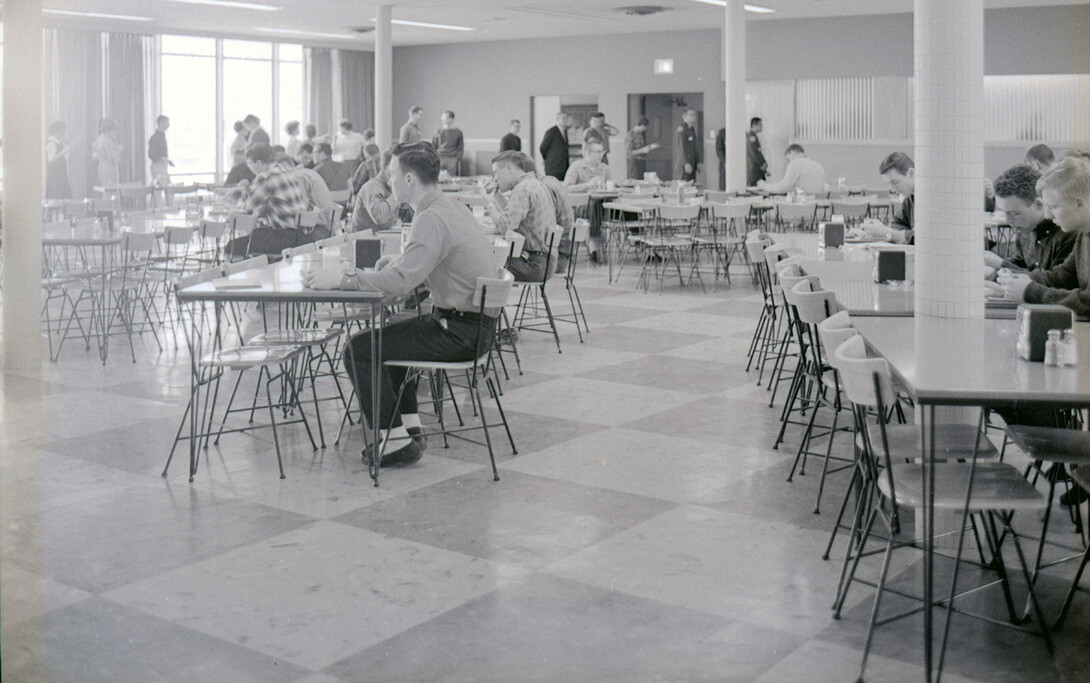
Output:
2,262,1088,683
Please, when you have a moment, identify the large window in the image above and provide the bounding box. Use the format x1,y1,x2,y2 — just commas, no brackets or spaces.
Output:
161,35,216,182
159,35,305,181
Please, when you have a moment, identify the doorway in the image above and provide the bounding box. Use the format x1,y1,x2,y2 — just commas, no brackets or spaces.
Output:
627,92,704,181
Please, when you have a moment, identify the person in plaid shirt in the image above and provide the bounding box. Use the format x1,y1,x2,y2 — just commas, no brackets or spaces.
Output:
225,143,318,258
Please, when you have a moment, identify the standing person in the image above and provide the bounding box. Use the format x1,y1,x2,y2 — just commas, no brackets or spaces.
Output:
334,120,367,173
284,121,303,160
675,109,701,182
303,141,498,467
501,120,522,152
244,114,270,146
747,117,768,186
230,120,249,158
399,106,424,144
433,110,464,176
582,112,619,164
302,123,320,149
625,117,659,181
92,118,123,187
148,115,173,188
46,120,72,199
539,112,570,181
715,127,726,191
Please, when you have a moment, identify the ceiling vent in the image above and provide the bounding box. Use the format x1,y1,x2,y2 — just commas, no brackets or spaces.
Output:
616,5,671,16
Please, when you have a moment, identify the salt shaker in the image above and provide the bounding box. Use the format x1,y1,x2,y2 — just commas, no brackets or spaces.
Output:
1061,329,1079,366
1044,329,1063,366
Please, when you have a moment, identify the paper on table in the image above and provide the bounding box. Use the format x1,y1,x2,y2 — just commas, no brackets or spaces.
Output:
213,276,262,289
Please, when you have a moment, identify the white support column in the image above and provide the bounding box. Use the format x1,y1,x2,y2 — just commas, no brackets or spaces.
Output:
374,5,394,151
723,0,747,193
913,0,985,318
3,0,44,374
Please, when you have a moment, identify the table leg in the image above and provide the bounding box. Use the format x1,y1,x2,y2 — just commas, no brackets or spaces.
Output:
923,404,936,682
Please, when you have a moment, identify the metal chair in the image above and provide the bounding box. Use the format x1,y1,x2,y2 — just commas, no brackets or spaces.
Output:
511,225,564,352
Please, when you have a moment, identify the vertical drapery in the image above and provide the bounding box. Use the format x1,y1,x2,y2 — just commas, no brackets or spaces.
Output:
339,49,375,134
142,34,159,183
42,28,102,197
305,47,334,140
105,33,146,184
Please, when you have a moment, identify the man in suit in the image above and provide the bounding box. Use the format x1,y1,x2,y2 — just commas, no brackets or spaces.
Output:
747,117,768,186
715,127,726,191
539,112,570,181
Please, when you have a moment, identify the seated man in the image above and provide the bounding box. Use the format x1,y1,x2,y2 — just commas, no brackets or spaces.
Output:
297,142,316,169
984,164,1076,273
757,143,827,195
1025,143,1055,173
1001,156,1090,318
351,143,383,196
291,152,335,230
487,151,554,282
224,143,313,258
564,141,611,192
351,153,413,232
313,142,351,192
861,151,916,244
303,142,498,467
515,153,575,271
224,149,255,186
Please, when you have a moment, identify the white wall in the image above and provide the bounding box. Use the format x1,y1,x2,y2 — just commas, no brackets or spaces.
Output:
389,6,1090,184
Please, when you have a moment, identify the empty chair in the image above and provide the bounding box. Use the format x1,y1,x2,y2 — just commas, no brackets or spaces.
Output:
774,201,817,232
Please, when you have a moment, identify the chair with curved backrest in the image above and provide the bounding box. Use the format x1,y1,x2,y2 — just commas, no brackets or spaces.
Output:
831,199,871,227
639,203,700,293
384,268,518,480
511,225,564,352
704,190,732,203
775,201,818,232
833,335,1050,682
745,236,779,380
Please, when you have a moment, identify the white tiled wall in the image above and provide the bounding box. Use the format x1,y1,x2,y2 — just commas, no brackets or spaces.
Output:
913,0,986,319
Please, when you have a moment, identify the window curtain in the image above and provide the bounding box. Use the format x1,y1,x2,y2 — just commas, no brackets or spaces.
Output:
339,49,375,135
142,36,159,184
42,29,103,198
104,33,146,184
305,47,334,140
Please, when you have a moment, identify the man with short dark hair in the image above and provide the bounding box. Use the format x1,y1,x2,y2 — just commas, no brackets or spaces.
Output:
433,110,464,175
224,142,313,257
862,151,916,243
303,142,497,468
297,142,315,169
487,150,554,282
747,117,768,186
626,117,659,180
540,111,571,181
1025,144,1055,173
501,120,522,152
225,149,255,186
148,115,173,188
244,114,270,146
351,143,384,196
313,142,350,192
399,106,424,144
984,164,1076,272
675,109,701,182
757,143,826,195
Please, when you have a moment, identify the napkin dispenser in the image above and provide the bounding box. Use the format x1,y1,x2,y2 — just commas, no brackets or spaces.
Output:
354,237,383,270
1016,304,1073,361
873,249,906,283
819,221,845,248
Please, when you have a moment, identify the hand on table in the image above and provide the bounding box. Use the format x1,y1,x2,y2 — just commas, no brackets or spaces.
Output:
302,264,344,290
997,271,1032,302
983,251,1004,269
983,280,1005,297
861,218,893,240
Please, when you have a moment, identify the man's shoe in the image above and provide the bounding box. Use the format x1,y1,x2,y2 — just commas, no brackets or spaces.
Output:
406,426,428,449
496,328,519,346
362,439,424,467
1060,485,1089,506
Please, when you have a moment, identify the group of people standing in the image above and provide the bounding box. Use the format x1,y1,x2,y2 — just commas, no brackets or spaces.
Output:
44,118,126,199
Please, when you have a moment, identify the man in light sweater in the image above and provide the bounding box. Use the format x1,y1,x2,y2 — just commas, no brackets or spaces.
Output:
757,143,827,195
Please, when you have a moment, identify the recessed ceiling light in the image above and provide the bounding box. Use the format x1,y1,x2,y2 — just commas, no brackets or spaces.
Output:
43,9,154,22
370,18,476,32
254,28,358,40
688,0,777,12
164,0,281,10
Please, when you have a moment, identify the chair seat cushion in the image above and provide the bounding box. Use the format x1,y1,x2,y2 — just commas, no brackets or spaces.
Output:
1005,425,1090,466
878,462,1046,512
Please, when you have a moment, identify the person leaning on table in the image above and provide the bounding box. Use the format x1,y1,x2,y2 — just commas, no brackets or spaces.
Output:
982,164,1076,274
303,142,498,468
859,151,916,244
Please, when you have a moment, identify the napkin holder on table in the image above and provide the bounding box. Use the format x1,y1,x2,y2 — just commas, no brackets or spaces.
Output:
355,238,383,270
1016,304,1073,361
819,221,845,248
873,249,906,283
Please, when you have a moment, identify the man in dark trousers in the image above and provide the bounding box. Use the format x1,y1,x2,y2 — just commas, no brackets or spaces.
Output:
747,117,768,186
675,109,700,182
715,127,726,191
501,120,522,152
539,111,570,181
